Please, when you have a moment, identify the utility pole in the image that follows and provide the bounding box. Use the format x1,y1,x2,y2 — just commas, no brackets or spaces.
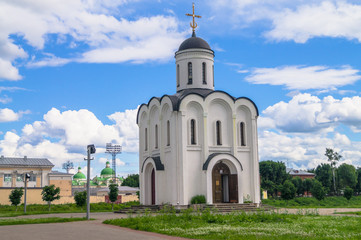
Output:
84,144,96,220
24,173,30,213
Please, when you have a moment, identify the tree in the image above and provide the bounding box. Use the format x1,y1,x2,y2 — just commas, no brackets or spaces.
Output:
292,177,304,196
9,188,23,211
281,180,296,200
121,174,139,187
108,184,119,211
41,185,61,211
315,163,332,193
260,161,289,197
344,187,353,201
355,168,361,195
325,148,342,194
337,163,357,190
74,191,87,209
311,180,325,201
303,178,313,196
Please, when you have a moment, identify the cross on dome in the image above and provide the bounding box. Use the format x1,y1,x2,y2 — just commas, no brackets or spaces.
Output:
186,3,201,33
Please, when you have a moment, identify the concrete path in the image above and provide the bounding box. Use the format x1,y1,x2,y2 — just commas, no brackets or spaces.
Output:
0,212,192,240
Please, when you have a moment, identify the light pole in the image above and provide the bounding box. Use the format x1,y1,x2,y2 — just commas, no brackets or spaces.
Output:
84,144,96,220
105,143,122,183
24,173,30,213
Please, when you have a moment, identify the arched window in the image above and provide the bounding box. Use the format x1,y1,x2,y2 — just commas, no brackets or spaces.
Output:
167,121,170,146
190,119,196,145
212,65,214,87
240,122,246,146
188,62,193,84
202,62,207,84
155,125,158,149
177,64,180,87
216,120,222,145
145,128,148,151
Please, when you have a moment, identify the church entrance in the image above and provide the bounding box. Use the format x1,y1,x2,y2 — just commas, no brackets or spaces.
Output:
151,168,155,205
212,162,238,203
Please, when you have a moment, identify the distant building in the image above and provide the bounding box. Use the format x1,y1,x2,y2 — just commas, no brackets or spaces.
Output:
0,156,73,205
287,168,315,180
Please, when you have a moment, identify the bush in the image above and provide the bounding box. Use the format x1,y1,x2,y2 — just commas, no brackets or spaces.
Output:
281,180,296,200
311,180,325,201
9,188,24,211
74,191,87,209
191,195,206,204
344,187,353,201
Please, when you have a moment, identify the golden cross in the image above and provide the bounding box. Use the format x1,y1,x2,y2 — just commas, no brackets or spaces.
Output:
186,3,201,32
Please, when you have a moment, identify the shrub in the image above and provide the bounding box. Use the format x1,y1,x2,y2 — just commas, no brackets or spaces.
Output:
344,187,353,201
281,180,296,200
191,195,206,204
9,188,24,211
74,191,87,209
311,180,325,201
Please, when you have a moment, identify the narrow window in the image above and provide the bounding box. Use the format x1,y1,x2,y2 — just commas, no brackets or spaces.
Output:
212,65,214,87
145,128,148,151
177,64,180,87
240,122,246,146
188,62,193,84
167,121,170,146
202,62,207,84
155,125,158,149
216,120,222,145
4,174,11,182
190,119,196,145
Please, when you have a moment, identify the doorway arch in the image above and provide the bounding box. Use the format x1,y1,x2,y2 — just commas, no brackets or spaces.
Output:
144,162,156,205
212,162,238,203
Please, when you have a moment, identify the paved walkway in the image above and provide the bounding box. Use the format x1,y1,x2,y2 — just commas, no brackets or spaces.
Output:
1,209,361,240
0,212,192,240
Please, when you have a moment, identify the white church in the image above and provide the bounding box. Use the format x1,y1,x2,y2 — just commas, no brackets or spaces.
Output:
137,7,260,206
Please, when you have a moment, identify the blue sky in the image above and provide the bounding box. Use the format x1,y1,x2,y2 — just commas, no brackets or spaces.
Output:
1,0,361,177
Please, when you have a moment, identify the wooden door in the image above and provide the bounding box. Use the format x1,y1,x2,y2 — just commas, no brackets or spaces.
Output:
212,162,230,203
151,168,155,205
229,174,238,203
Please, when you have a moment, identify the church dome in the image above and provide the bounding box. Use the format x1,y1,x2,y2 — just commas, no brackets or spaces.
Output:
101,161,114,176
73,167,86,179
178,32,211,51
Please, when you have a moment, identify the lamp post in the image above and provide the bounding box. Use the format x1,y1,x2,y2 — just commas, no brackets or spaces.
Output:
24,173,30,213
84,144,96,220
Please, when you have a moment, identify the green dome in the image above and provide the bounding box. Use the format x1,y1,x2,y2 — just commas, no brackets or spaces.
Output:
73,172,86,179
101,167,114,176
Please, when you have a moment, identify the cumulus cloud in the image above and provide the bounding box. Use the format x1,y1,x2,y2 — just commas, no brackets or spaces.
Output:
0,108,29,122
0,1,185,80
0,107,139,167
266,1,361,43
209,1,361,44
245,65,361,90
259,130,361,169
261,93,361,133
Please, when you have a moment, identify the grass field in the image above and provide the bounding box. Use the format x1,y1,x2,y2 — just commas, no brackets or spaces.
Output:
0,217,90,226
263,196,361,208
0,201,139,217
104,209,361,240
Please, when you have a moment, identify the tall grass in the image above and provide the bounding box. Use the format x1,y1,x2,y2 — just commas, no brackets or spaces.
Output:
263,196,361,208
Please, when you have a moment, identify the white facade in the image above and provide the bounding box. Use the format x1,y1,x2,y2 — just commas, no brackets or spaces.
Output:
137,33,260,205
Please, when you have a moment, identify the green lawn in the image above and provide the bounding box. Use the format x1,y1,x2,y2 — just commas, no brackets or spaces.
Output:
0,201,139,217
263,196,361,208
0,217,90,226
104,210,361,240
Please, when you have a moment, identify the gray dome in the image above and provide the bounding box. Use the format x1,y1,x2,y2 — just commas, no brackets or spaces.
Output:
178,32,211,51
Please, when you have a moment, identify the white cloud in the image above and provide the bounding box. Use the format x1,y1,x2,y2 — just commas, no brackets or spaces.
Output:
99,157,126,167
266,1,361,43
259,130,361,169
0,108,29,122
261,93,361,133
0,1,185,80
0,107,139,167
245,65,360,90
